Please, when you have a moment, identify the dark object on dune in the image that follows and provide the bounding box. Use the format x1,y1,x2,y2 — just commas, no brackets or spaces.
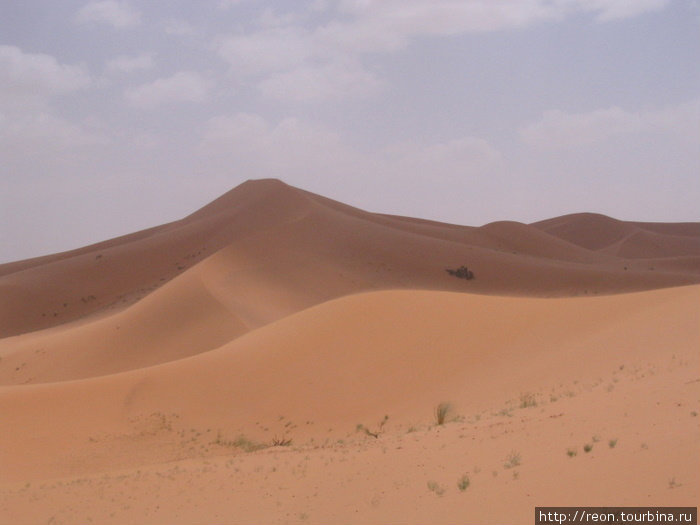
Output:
446,265,474,280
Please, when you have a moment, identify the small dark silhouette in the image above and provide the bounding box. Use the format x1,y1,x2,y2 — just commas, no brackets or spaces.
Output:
446,265,474,280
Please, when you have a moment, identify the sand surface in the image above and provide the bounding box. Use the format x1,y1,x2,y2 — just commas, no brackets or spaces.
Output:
1,179,698,524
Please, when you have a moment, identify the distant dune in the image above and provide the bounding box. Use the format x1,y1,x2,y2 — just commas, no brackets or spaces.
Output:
1,179,697,524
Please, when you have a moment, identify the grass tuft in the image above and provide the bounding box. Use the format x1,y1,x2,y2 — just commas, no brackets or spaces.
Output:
504,451,521,469
435,402,452,425
519,392,537,408
457,474,470,491
427,481,445,496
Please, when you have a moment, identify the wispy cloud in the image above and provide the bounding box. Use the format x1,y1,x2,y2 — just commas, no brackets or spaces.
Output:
105,53,154,74
75,1,141,29
214,0,672,103
124,71,213,108
521,98,700,149
258,59,384,102
0,45,91,110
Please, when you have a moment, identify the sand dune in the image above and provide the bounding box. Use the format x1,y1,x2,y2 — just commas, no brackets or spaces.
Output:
0,286,698,523
0,179,698,524
2,180,698,339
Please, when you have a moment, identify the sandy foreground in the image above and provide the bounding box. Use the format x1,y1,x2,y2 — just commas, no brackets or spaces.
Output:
1,179,698,524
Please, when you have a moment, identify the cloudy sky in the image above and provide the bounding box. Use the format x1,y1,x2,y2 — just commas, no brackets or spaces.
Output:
1,0,699,263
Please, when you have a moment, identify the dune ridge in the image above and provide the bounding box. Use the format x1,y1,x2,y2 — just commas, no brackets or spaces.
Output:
1,180,698,341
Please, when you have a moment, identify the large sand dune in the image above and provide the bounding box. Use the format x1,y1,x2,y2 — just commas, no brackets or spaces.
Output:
1,179,698,524
2,180,698,339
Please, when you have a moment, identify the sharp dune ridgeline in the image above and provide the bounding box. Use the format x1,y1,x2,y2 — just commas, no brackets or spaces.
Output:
1,179,698,524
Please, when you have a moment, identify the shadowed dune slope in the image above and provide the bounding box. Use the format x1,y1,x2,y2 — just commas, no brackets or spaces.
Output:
2,180,699,340
0,285,697,483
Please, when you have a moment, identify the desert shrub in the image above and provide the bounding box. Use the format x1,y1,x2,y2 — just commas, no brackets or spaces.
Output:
446,265,474,280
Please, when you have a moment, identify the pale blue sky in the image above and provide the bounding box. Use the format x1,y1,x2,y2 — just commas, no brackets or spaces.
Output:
1,0,699,262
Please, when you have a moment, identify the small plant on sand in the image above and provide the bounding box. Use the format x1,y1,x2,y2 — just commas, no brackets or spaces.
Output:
608,439,618,448
435,402,453,425
427,481,445,496
583,443,593,453
356,415,389,439
271,436,293,447
504,451,521,469
566,448,577,457
457,474,470,491
519,392,537,408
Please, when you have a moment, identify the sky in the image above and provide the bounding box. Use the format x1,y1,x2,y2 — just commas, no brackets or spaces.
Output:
1,0,699,263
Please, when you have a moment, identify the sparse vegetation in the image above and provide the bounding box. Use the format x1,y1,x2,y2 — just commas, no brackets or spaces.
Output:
357,415,389,438
446,265,474,280
214,432,267,452
566,448,577,457
608,439,618,448
519,392,537,408
271,436,293,447
457,474,470,491
427,480,445,496
583,443,593,453
435,402,453,425
504,451,521,469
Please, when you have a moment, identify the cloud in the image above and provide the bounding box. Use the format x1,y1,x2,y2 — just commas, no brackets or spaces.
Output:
216,27,313,75
163,19,197,36
124,71,212,108
213,0,672,104
386,136,503,174
258,59,384,102
0,45,91,110
520,98,700,149
0,112,108,151
565,0,670,22
75,1,141,29
218,0,250,9
105,53,154,74
198,113,351,178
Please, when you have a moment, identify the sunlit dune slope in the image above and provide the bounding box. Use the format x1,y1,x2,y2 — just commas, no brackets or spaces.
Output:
1,285,697,483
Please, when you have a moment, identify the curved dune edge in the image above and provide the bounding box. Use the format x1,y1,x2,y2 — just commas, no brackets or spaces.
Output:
2,180,699,339
1,286,697,480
